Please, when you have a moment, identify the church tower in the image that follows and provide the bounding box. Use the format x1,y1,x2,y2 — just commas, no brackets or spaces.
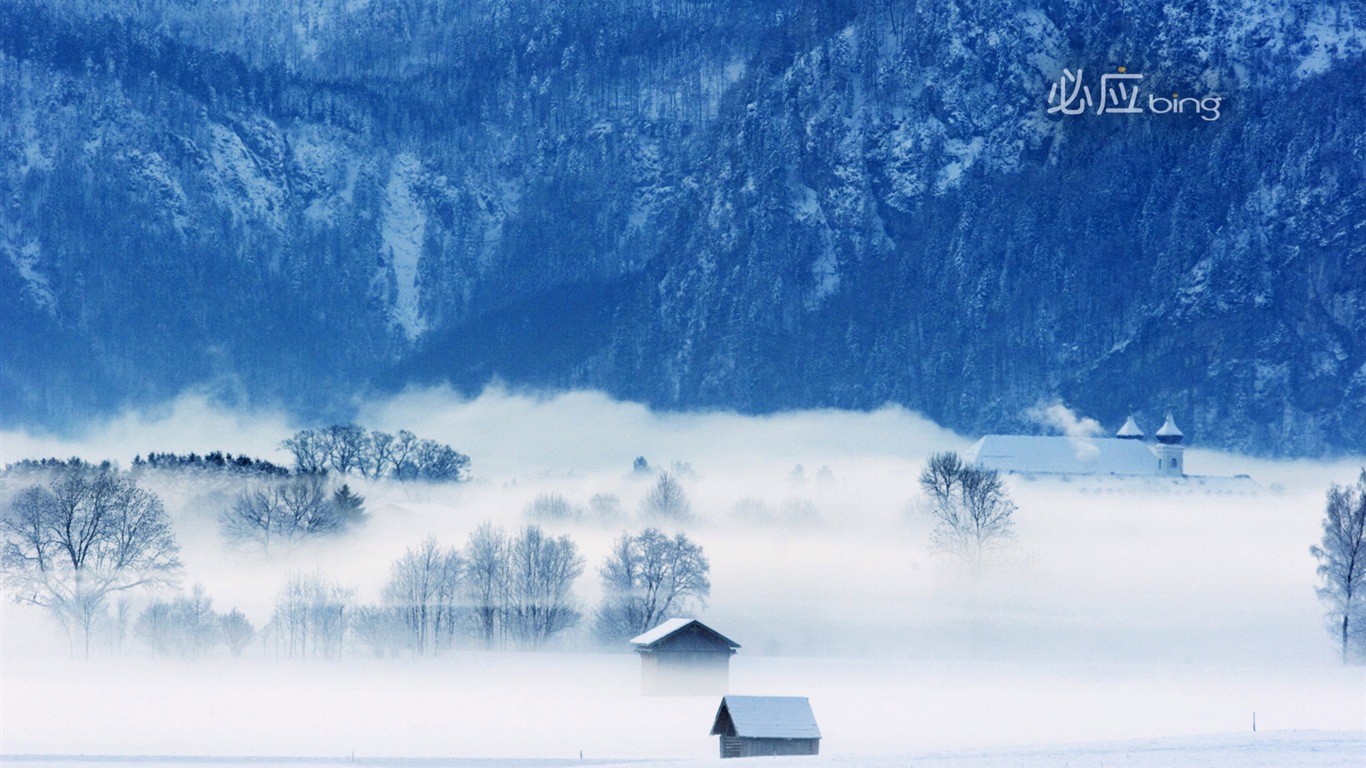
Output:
1154,413,1184,476
1116,415,1145,440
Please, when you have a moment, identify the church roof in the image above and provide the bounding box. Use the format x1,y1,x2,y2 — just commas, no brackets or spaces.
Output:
965,435,1160,476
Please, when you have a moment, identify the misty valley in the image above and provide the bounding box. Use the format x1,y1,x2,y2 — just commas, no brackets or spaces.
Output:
3,0,1365,764
2,391,1364,765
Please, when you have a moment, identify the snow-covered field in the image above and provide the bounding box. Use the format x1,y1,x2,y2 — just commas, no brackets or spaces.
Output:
2,390,1365,766
4,650,1364,762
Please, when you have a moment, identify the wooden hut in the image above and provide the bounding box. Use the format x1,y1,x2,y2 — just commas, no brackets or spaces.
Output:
709,695,821,758
630,618,739,696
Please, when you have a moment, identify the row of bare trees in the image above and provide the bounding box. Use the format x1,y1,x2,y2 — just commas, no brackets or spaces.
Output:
523,473,694,523
134,585,256,657
353,525,587,655
0,461,710,659
288,524,712,658
219,477,366,550
281,425,470,482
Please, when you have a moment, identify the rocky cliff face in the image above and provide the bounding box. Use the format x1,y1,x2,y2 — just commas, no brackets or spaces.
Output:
3,0,1363,455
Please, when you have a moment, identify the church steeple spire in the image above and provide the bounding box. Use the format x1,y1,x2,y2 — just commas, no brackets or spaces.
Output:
1155,412,1184,445
1116,415,1145,440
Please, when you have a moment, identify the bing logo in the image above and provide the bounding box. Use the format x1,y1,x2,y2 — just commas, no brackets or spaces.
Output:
1047,67,1222,121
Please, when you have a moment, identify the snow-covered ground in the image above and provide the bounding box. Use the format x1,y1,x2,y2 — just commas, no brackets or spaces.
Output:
2,390,1365,766
7,733,1366,767
4,649,1363,761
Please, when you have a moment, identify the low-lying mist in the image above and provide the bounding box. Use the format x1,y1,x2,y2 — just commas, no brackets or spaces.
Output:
2,387,1364,759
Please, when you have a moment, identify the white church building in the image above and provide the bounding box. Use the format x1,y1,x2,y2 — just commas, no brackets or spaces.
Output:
966,414,1187,478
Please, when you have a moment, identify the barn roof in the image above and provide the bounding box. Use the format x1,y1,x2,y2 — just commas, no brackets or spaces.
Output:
631,618,740,649
965,435,1159,476
710,696,821,739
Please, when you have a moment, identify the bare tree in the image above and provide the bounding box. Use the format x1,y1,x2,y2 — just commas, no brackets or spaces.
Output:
383,537,464,655
220,476,353,549
277,475,342,537
177,584,220,656
391,430,422,480
368,431,398,477
267,571,353,660
463,522,509,649
1312,469,1366,663
134,600,176,656
220,484,281,550
219,608,256,656
589,493,624,522
526,493,580,520
594,528,710,643
133,584,218,657
506,525,584,648
414,439,471,482
281,429,329,474
350,605,406,657
323,424,369,477
641,472,692,520
1,467,182,657
919,451,1016,571
919,451,964,504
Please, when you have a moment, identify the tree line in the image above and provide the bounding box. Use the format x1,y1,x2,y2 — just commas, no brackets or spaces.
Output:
281,424,470,482
523,470,693,523
8,453,1364,664
0,461,711,659
133,451,291,476
280,524,710,659
57,524,711,660
220,477,367,551
134,585,255,657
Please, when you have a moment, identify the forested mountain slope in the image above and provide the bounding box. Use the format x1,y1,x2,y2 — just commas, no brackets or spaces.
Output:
3,0,1362,455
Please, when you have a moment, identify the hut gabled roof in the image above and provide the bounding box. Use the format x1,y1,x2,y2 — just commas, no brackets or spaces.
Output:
710,696,821,739
630,618,740,650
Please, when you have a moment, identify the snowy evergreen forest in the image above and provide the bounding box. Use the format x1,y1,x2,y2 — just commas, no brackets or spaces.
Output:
3,0,1363,455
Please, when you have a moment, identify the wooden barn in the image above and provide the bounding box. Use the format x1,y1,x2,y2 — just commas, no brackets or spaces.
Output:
709,695,821,758
630,618,740,696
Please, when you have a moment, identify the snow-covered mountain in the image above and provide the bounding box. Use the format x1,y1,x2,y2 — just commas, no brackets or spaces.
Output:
3,0,1363,455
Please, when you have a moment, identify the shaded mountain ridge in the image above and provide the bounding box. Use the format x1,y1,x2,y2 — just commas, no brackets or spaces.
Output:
2,0,1363,455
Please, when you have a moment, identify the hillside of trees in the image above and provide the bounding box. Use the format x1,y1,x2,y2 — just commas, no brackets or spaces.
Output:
2,0,1362,455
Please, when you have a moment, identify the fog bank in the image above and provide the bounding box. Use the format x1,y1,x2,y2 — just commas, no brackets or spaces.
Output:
2,388,1364,759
